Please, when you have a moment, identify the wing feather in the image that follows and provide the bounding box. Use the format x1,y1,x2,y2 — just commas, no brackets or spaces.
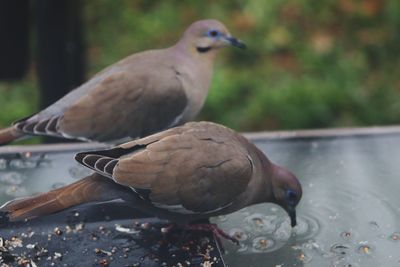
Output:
112,122,253,214
13,60,188,142
74,122,251,214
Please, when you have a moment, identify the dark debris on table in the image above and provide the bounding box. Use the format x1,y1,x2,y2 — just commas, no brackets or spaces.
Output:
0,203,225,267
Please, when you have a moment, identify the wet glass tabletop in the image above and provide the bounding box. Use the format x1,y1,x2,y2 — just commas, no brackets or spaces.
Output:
0,133,400,267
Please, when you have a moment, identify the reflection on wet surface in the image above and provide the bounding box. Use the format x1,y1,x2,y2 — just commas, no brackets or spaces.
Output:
0,152,89,202
214,135,400,267
1,134,400,266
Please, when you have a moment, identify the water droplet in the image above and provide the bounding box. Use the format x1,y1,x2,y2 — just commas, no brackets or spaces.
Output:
244,213,276,233
321,251,336,258
389,232,400,241
330,243,350,256
9,159,36,169
329,213,340,220
378,234,386,239
35,154,52,167
298,251,312,263
368,221,379,230
237,243,248,253
252,237,274,252
22,151,32,158
270,207,278,213
273,222,291,241
332,259,359,267
311,142,319,148
0,172,23,185
5,185,27,197
0,159,7,169
356,242,374,255
293,217,309,235
303,239,320,250
228,228,248,241
340,231,352,240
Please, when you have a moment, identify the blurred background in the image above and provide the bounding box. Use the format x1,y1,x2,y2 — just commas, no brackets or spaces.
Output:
1,0,400,143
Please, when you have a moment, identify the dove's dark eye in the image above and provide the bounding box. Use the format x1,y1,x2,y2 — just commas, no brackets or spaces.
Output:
207,29,220,38
286,189,297,206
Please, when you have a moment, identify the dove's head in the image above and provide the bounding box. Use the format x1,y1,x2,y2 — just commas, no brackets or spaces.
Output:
178,19,246,55
270,164,302,227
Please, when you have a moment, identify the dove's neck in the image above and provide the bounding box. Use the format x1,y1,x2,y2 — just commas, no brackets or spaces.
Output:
242,140,275,205
172,38,219,64
169,44,216,121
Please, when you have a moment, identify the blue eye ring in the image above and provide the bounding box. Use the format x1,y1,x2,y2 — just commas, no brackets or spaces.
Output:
286,189,297,205
207,29,220,38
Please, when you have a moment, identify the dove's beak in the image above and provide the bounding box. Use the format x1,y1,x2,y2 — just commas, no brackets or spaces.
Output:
224,36,246,49
287,206,297,227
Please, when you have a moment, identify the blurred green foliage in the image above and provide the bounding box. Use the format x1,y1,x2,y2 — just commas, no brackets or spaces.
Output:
0,81,37,126
1,0,400,132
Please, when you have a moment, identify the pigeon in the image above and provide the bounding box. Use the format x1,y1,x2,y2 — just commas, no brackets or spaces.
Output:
0,20,245,145
0,122,302,237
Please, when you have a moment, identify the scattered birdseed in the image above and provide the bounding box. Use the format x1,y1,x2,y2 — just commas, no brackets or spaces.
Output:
26,244,35,249
140,222,150,230
98,258,109,266
17,258,31,266
53,227,63,236
0,220,222,266
65,226,72,234
53,252,62,260
75,223,84,232
7,236,23,248
94,248,112,256
115,224,140,234
161,227,170,234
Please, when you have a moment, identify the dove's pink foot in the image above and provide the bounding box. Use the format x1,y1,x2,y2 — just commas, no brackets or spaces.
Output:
184,223,239,246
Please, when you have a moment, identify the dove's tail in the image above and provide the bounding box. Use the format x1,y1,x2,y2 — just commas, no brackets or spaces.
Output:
0,126,25,145
0,173,131,222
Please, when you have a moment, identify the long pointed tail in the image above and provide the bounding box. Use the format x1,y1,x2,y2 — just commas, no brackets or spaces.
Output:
0,126,25,145
0,173,131,222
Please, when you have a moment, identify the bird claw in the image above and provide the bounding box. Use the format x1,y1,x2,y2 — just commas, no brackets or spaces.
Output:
184,223,239,246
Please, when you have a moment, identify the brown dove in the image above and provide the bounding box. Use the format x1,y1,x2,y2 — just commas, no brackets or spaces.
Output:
0,19,245,145
0,122,302,231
